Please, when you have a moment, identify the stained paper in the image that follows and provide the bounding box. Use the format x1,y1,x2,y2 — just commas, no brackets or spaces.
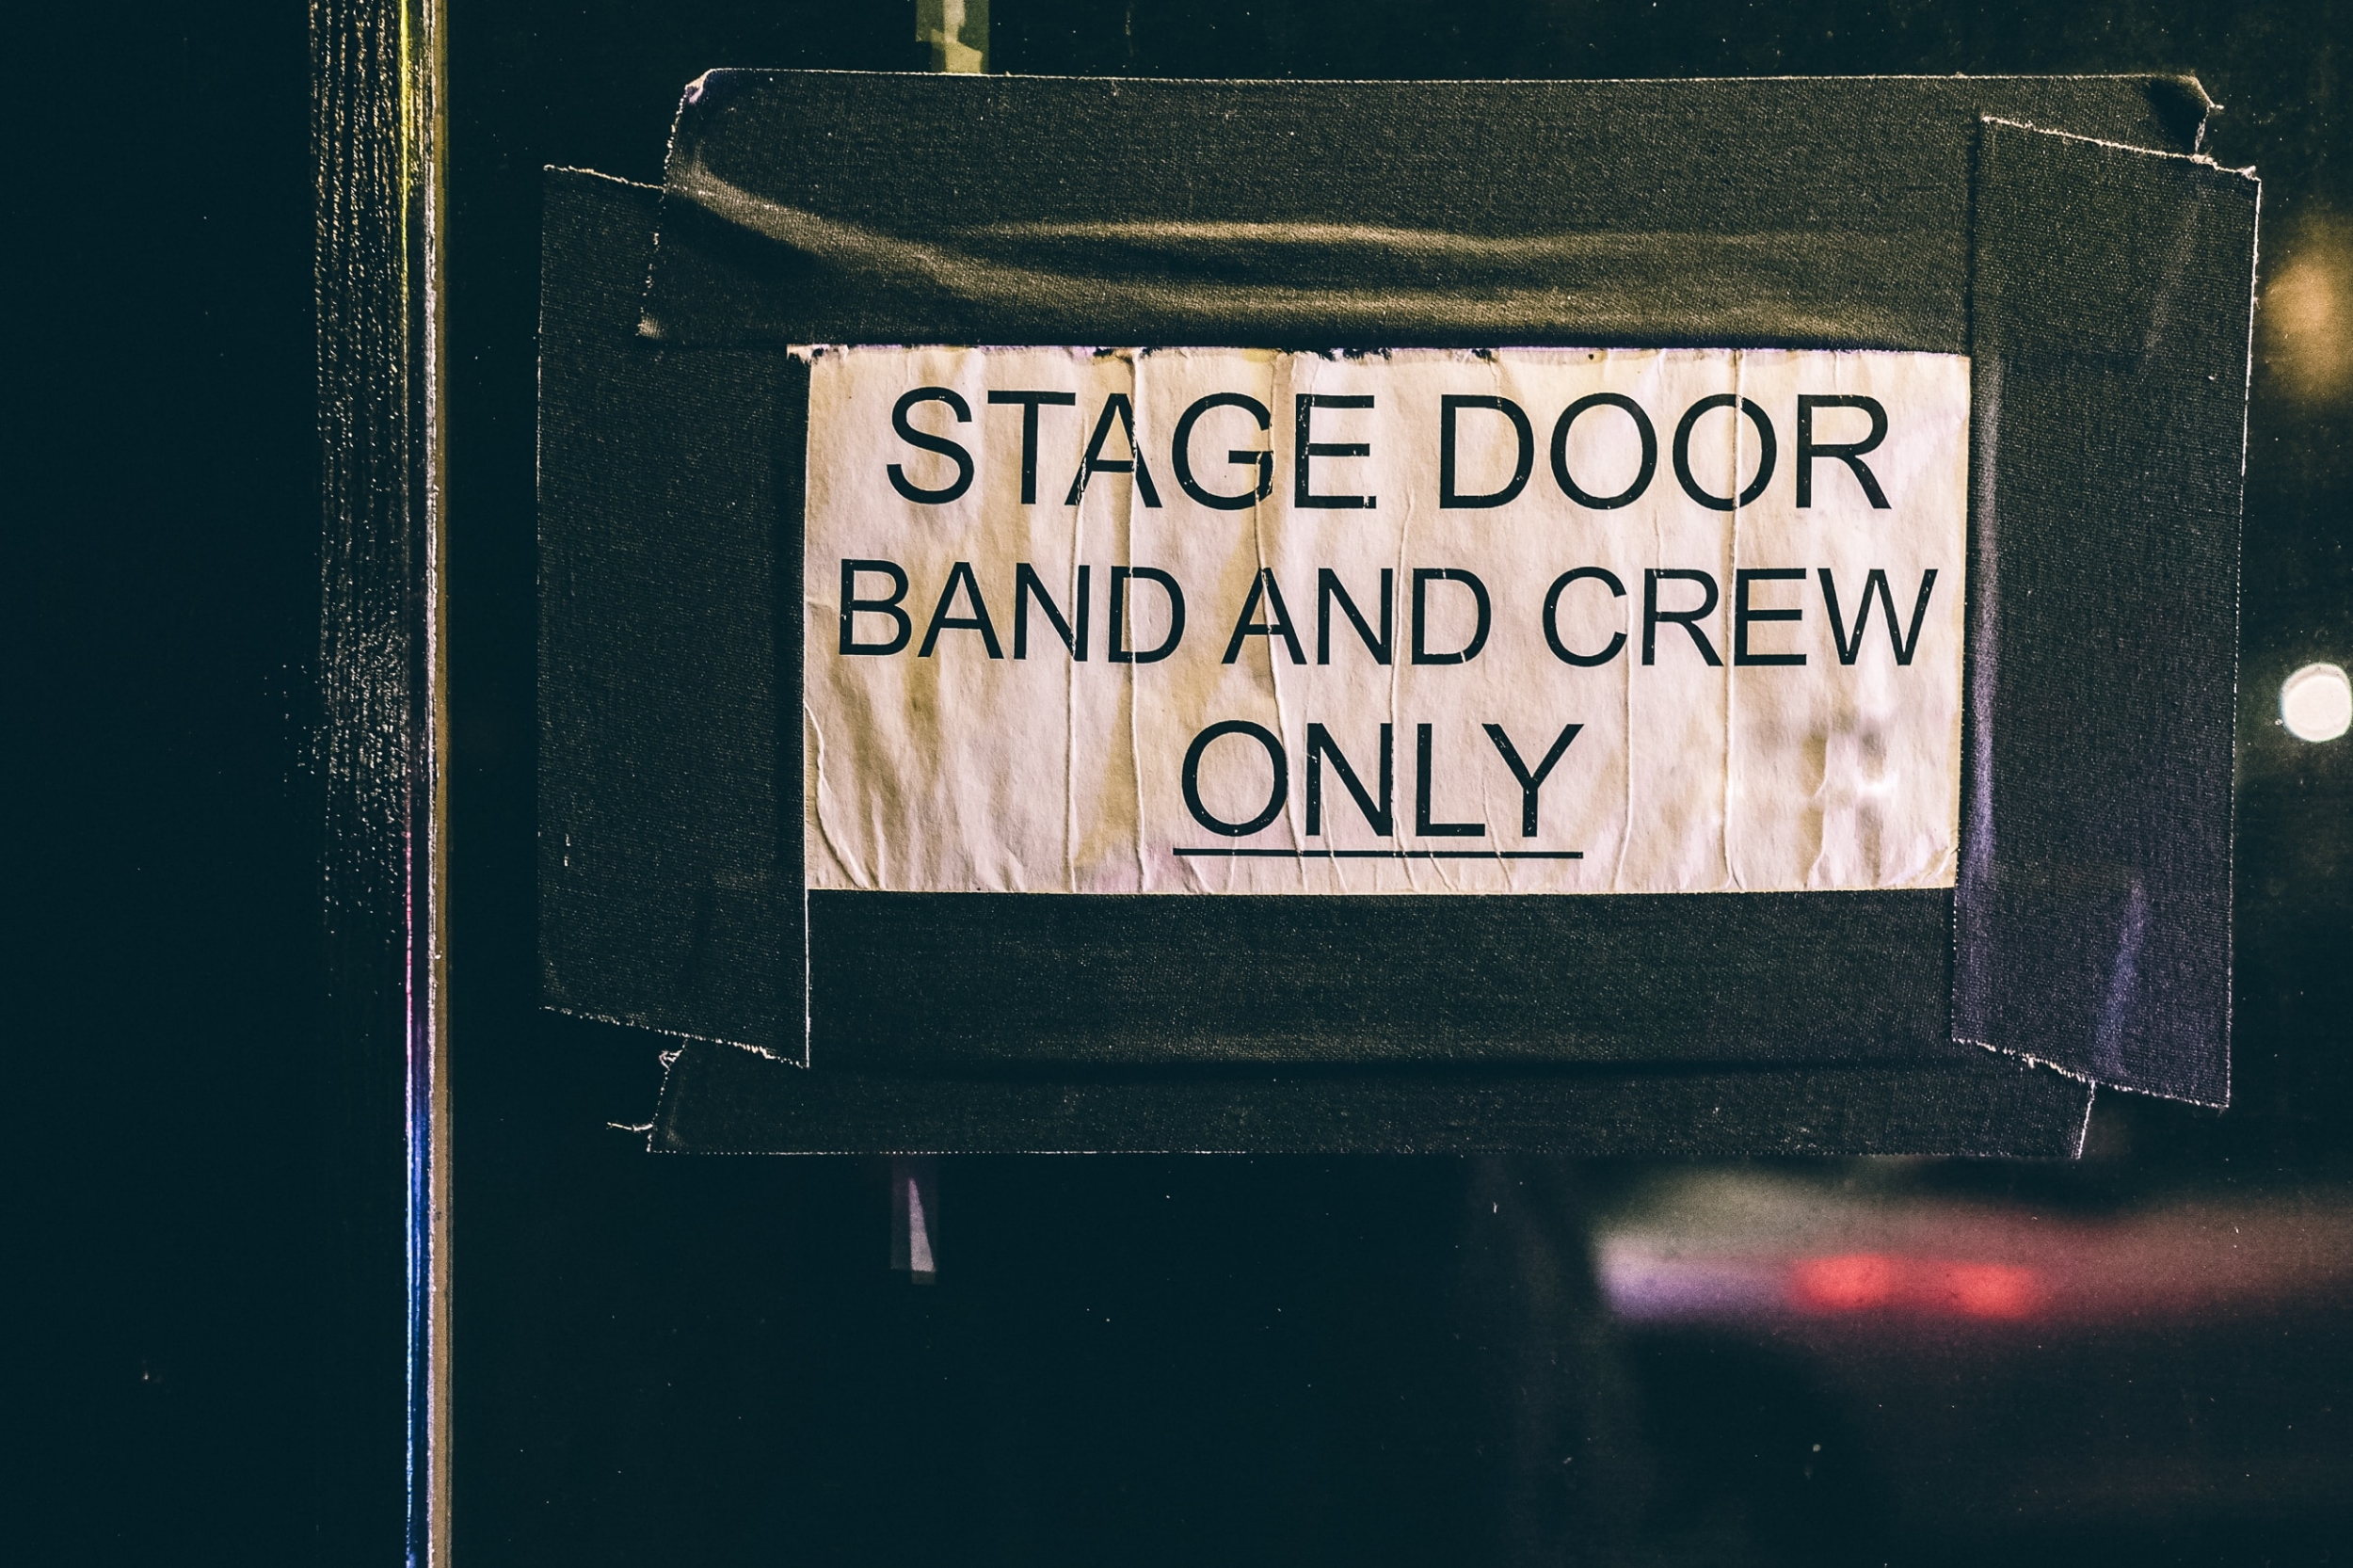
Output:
802,346,1967,894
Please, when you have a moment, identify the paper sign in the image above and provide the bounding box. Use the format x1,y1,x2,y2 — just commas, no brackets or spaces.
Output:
801,347,1967,894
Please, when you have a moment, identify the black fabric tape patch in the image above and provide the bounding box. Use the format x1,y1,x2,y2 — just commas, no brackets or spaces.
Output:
641,72,2206,350
650,1036,2093,1157
536,72,2249,1147
538,170,801,1052
1955,120,2255,1106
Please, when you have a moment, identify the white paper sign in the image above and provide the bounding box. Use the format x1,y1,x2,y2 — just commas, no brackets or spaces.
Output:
801,346,1967,894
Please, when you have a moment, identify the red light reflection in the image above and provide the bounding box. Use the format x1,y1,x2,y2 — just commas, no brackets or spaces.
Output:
1789,1254,2044,1320
1599,1176,2353,1330
1790,1252,1899,1312
1933,1260,2041,1320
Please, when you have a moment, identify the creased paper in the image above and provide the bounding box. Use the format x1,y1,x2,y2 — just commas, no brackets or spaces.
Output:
802,346,1967,894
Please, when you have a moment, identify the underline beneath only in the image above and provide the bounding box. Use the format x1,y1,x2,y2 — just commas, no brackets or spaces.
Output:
1171,848,1584,859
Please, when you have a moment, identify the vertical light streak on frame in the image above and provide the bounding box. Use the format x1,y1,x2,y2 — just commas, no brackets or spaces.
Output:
318,0,448,1553
401,0,451,1560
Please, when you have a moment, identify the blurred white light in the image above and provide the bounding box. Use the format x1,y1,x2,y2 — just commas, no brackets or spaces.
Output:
2281,663,2352,743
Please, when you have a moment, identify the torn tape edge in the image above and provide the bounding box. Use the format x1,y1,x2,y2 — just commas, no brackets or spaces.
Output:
1958,1032,2223,1114
629,1018,818,1157
637,85,702,342
541,1000,808,1067
543,164,658,191
1977,116,2257,182
538,163,681,344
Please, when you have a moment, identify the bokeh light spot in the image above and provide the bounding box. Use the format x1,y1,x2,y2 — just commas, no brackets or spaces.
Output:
2281,662,2351,743
2263,215,2353,406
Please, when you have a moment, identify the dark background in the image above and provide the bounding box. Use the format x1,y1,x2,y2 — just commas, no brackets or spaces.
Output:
19,1,2348,1563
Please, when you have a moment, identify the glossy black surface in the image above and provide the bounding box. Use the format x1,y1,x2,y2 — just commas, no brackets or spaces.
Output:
24,1,2350,1561
454,6,2353,1559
